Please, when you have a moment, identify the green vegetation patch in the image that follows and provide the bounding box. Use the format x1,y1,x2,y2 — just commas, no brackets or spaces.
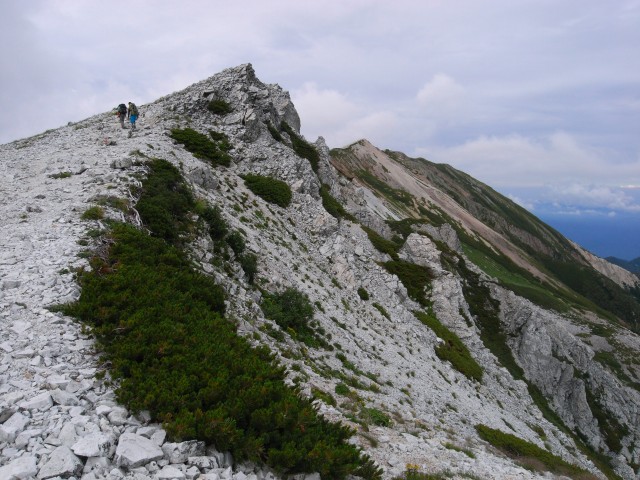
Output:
207,99,233,115
356,169,414,207
363,226,401,260
81,206,105,221
415,311,483,382
320,184,356,221
56,160,380,479
357,287,370,301
136,159,195,243
280,122,320,173
170,127,231,167
49,171,73,179
475,424,594,478
382,260,433,307
359,407,391,427
242,174,292,208
261,288,329,349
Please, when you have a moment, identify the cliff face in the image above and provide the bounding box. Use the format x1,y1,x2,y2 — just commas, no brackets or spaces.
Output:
1,64,640,480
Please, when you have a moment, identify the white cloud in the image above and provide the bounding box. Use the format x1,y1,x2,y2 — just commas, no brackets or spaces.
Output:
418,131,640,189
293,83,397,147
416,74,466,114
549,184,640,212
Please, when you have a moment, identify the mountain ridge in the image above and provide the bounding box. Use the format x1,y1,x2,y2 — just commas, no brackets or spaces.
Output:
1,63,639,480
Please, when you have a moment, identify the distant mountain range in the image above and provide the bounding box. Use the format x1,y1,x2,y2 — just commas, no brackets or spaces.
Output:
607,256,640,274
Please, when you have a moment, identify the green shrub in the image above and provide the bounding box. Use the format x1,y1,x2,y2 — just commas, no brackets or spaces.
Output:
96,195,129,212
393,472,446,480
415,311,483,382
49,171,72,179
357,287,370,301
239,253,258,284
267,122,284,142
320,184,356,221
357,169,414,207
209,130,233,152
363,226,401,260
475,424,593,478
312,387,337,407
382,260,433,307
372,303,390,319
335,383,351,396
58,162,380,479
136,159,195,244
207,99,233,115
170,128,231,166
242,174,292,208
261,287,314,332
280,122,320,172
81,206,105,220
360,407,391,427
201,205,228,240
226,231,246,256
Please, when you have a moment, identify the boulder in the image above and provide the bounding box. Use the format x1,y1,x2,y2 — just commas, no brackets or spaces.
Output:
37,445,83,479
0,455,38,479
114,432,164,468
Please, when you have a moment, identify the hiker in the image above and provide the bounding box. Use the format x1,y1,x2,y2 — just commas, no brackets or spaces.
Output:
116,103,127,129
127,102,139,130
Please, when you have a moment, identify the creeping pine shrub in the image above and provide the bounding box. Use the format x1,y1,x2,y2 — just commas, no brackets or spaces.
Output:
58,160,381,479
280,122,320,172
319,184,356,221
382,261,433,307
360,407,391,427
207,99,233,115
267,122,284,142
209,130,233,152
357,287,370,301
170,128,231,167
136,159,195,243
414,311,483,382
239,253,258,284
200,205,228,240
226,231,246,256
81,206,105,221
261,288,330,349
362,226,401,260
242,174,292,208
475,425,593,478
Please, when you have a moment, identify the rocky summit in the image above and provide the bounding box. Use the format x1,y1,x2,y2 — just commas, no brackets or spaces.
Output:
1,64,639,480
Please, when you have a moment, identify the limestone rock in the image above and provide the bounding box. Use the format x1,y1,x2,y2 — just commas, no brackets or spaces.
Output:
37,445,83,479
162,440,206,464
114,432,164,468
0,455,38,479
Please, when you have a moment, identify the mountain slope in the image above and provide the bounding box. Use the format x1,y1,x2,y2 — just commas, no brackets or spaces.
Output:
1,64,639,480
330,140,640,329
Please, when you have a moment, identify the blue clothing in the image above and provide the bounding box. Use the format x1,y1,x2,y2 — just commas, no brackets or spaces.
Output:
129,114,138,125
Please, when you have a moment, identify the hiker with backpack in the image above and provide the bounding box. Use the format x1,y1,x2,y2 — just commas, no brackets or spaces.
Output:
127,102,139,130
116,103,127,129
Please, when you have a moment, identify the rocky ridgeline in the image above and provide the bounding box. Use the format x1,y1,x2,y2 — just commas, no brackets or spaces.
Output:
1,64,639,479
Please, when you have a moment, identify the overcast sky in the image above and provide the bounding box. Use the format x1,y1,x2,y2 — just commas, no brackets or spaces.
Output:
2,0,639,223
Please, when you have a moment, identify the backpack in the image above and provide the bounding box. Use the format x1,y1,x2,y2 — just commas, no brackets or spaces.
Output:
129,103,139,115
118,104,127,115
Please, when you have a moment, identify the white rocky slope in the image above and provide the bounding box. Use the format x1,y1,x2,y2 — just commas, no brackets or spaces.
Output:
1,64,639,480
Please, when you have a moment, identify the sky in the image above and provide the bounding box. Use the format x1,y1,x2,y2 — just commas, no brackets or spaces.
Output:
1,1,639,259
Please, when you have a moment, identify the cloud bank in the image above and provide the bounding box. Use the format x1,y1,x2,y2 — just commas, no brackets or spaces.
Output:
1,0,639,217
